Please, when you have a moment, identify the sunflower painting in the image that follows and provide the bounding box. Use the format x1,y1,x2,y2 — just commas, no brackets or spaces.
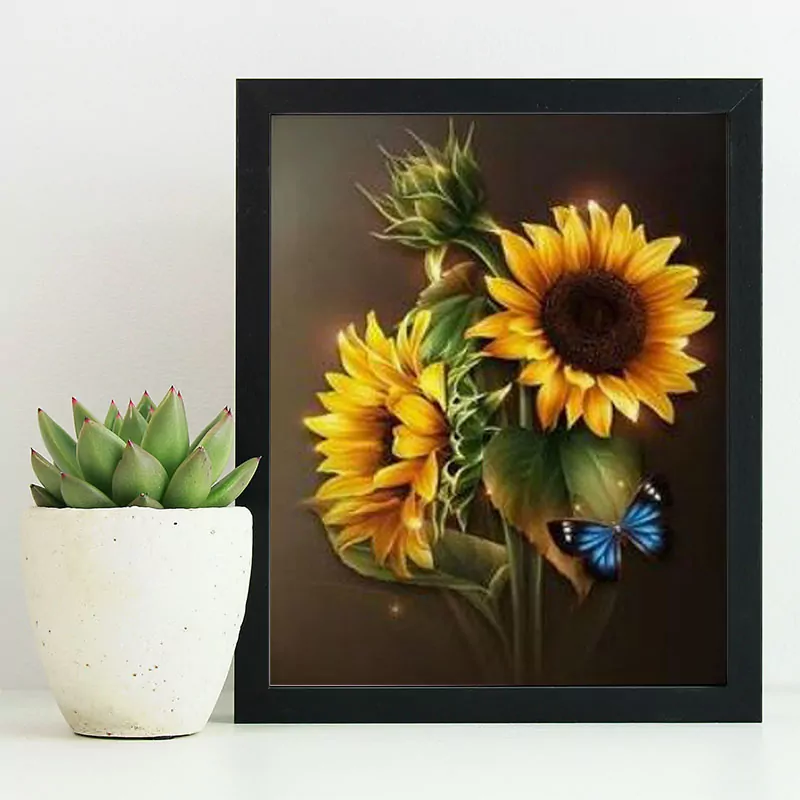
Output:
270,114,726,687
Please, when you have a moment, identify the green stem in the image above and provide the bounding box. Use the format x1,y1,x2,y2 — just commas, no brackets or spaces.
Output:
499,511,526,684
454,229,508,278
518,383,544,681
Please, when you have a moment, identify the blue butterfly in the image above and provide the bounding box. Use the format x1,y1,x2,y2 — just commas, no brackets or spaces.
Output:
548,477,670,581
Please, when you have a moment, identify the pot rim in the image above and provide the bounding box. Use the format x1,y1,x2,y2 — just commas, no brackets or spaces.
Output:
22,505,252,518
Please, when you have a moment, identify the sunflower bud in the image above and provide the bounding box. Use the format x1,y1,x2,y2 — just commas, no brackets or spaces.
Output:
360,123,492,249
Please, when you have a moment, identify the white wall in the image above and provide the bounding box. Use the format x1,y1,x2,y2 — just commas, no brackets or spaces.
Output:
0,0,791,689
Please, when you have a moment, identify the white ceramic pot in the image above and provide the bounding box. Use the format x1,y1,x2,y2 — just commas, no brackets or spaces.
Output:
20,506,252,738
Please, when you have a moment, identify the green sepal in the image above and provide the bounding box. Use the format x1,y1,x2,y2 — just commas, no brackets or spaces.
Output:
103,400,119,430
135,391,155,420
37,410,81,477
162,446,213,508
111,441,169,506
60,473,116,508
194,411,233,482
30,449,63,500
141,387,189,477
128,493,164,509
189,407,228,452
76,419,126,497
71,398,99,437
30,484,64,508
119,402,149,446
203,457,261,507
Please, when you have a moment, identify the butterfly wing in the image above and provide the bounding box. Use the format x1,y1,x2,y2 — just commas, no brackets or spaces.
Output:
548,519,621,581
621,477,669,558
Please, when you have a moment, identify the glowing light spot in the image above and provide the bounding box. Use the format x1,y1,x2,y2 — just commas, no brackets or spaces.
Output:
388,600,403,618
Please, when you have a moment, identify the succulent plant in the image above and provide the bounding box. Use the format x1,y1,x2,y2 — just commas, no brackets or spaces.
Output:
30,388,260,509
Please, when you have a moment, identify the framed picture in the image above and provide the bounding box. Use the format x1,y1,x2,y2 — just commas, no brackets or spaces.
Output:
235,79,761,723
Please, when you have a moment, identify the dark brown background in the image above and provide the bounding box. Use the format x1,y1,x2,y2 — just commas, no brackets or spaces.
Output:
269,114,726,686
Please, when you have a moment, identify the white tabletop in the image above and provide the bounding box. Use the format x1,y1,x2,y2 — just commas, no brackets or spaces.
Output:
1,689,797,799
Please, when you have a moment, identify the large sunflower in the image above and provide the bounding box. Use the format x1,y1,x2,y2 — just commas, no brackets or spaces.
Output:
304,311,449,577
467,202,714,437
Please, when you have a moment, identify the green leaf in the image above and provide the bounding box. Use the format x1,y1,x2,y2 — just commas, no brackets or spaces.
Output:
559,428,642,522
482,427,591,596
203,457,260,507
37,410,81,477
112,411,123,436
135,391,155,420
30,449,63,500
111,441,169,506
61,473,116,508
162,446,213,508
418,295,487,364
119,402,149,446
103,400,119,430
140,387,189,477
189,407,228,452
128,493,164,509
76,419,126,497
30,484,64,508
431,529,508,588
194,411,233,482
71,398,99,437
482,427,568,542
417,261,484,308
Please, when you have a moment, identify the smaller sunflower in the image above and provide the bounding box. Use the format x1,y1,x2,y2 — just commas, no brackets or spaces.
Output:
304,311,449,577
467,202,714,437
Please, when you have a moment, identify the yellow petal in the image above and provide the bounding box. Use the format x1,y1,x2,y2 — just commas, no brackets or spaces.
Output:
316,474,375,501
522,223,565,284
485,277,539,313
401,490,423,529
597,374,639,422
373,460,421,489
419,362,446,409
565,385,585,428
408,311,431,370
561,207,591,270
519,356,561,386
337,329,382,388
643,345,705,375
325,372,385,406
372,517,401,564
583,386,613,437
395,315,414,372
563,365,595,389
388,544,412,578
317,391,384,416
536,369,568,430
304,413,384,439
466,310,517,339
318,449,381,475
392,425,444,459
588,201,611,266
368,353,417,393
551,205,571,231
624,236,681,284
484,333,552,361
405,528,434,570
639,266,700,303
647,309,715,340
658,372,697,394
499,229,545,297
413,451,439,502
390,394,447,435
323,495,401,525
365,312,394,361
315,438,383,456
624,367,675,423
605,204,633,271
336,520,375,551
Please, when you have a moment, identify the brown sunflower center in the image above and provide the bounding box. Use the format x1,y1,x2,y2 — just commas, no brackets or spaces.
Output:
541,270,646,374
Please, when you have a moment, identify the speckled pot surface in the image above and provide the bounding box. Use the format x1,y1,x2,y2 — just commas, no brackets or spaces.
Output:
20,507,252,738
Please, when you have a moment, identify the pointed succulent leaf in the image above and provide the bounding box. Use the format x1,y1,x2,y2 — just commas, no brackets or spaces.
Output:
195,411,233,482
203,457,261,507
111,441,169,506
162,446,213,508
60,472,116,508
103,400,119,430
128,493,164,509
31,449,63,500
76,419,126,496
30,484,64,508
136,391,155,420
119,402,149,446
141,387,189,477
112,411,123,436
71,398,99,437
189,407,228,452
37,410,81,477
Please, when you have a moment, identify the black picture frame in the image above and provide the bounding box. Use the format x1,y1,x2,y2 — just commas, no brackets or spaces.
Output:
235,79,762,723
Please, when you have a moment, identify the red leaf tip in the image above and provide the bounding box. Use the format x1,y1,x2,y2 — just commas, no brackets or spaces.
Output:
127,439,133,446
60,472,67,478
37,408,43,414
71,397,78,405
